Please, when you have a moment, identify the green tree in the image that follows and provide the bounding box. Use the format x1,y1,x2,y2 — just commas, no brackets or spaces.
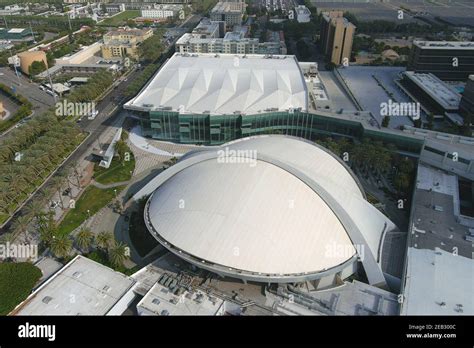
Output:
75,228,94,252
108,241,128,267
28,60,47,76
50,234,72,259
96,231,113,250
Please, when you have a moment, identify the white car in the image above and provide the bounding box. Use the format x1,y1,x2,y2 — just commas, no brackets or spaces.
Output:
87,110,99,120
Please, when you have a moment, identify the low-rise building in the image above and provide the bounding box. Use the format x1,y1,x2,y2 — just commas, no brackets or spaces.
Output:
0,28,32,41
10,256,136,316
140,4,182,19
17,50,48,75
101,28,153,60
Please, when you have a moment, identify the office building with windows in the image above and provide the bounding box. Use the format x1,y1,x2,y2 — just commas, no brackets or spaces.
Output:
320,11,355,66
408,41,474,81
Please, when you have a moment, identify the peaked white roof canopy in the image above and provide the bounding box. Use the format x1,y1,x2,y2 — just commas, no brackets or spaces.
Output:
125,53,308,115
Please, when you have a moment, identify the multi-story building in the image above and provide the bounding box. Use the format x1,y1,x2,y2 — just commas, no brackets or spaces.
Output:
459,75,474,123
140,4,183,19
190,17,226,38
175,31,285,55
408,41,474,81
101,28,153,59
210,1,245,26
320,11,355,66
397,71,462,122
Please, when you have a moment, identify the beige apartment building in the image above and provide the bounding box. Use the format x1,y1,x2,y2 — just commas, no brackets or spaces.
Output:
320,11,355,65
101,28,153,60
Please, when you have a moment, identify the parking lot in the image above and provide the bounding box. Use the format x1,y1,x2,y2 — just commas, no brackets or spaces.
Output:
337,66,417,129
0,66,55,117
311,0,474,27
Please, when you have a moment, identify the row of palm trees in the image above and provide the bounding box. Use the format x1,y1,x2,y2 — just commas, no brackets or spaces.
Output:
50,229,129,268
0,113,83,219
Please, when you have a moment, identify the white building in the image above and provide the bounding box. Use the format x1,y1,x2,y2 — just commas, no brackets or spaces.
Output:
175,31,284,55
11,256,136,315
402,248,474,315
137,281,225,316
134,134,398,288
140,4,183,19
295,5,311,23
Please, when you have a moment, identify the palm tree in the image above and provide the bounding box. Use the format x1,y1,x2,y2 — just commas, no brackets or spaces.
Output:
108,241,128,267
50,234,72,259
114,140,128,161
96,231,113,250
39,214,56,247
50,175,67,209
25,200,45,223
68,161,82,189
12,215,31,241
75,228,94,253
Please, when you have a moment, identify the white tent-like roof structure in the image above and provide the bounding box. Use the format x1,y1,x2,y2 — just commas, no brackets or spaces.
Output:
124,53,308,115
136,135,396,285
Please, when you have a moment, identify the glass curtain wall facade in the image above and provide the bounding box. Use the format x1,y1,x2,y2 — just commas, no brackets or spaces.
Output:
137,110,423,153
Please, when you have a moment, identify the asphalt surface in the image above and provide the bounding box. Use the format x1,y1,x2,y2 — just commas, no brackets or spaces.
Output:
0,14,195,233
0,66,55,117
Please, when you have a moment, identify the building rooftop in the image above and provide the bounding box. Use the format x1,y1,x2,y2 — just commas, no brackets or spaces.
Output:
136,135,395,285
413,40,474,50
409,164,472,257
137,282,224,316
11,255,136,315
125,53,308,115
402,248,473,315
403,71,461,110
211,1,245,14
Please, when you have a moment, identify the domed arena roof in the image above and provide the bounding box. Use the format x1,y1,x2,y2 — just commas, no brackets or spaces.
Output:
137,135,396,284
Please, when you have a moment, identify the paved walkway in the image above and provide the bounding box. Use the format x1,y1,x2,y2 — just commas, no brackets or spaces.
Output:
91,179,131,189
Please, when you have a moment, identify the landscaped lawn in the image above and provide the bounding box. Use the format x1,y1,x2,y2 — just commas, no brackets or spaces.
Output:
57,185,125,236
94,153,135,185
0,262,42,315
98,10,140,26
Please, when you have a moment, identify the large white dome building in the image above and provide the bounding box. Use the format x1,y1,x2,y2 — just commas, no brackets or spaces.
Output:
135,135,397,288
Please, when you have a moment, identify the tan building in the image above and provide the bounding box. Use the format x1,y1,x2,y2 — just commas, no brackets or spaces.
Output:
320,11,355,66
0,101,5,120
101,28,153,60
17,50,48,75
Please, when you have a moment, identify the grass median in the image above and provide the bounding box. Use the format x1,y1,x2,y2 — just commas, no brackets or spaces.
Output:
57,185,126,236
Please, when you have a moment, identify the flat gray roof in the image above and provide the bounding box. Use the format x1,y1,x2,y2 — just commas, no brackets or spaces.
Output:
403,71,461,110
410,164,472,258
413,40,474,50
12,255,136,315
402,248,474,315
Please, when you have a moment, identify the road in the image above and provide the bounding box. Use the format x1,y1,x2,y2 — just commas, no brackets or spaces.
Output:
0,15,193,234
0,66,56,136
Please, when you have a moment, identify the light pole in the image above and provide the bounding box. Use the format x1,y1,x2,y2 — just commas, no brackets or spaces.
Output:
9,48,21,86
